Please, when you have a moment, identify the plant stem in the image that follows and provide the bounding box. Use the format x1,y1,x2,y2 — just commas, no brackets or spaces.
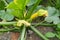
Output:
3,0,8,6
26,0,42,19
18,26,26,40
30,26,49,40
0,28,19,32
24,32,27,40
0,22,57,27
32,23,57,27
0,22,16,25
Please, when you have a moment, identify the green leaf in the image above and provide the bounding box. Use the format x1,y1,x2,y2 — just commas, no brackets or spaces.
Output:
33,5,45,12
45,16,53,22
57,24,60,29
45,7,60,24
56,24,60,30
56,34,60,39
6,0,29,19
6,2,24,19
45,32,56,38
27,0,37,6
28,5,45,13
53,16,60,24
47,7,56,16
56,32,60,39
13,0,29,19
0,0,5,10
12,9,23,19
26,0,42,19
0,10,14,21
6,2,19,9
14,0,29,10
47,7,59,16
45,16,60,24
7,0,13,3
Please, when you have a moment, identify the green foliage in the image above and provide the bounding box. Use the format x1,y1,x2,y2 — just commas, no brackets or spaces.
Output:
0,9,14,21
57,24,60,29
6,2,19,9
28,5,45,13
0,0,5,10
12,9,23,19
7,0,13,3
14,0,29,10
56,32,60,39
6,0,29,19
26,0,42,19
47,0,60,9
27,0,37,6
0,0,60,40
45,7,60,24
56,24,60,30
45,32,55,38
6,2,23,19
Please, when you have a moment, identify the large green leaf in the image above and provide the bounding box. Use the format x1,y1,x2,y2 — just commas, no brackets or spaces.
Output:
0,0,5,10
45,7,60,24
0,10,14,21
47,7,59,16
12,9,23,19
14,0,29,10
56,24,60,30
27,0,37,6
13,0,29,18
45,32,56,38
6,2,19,9
6,2,24,19
6,0,29,19
57,24,60,28
28,5,45,13
45,16,60,24
56,31,60,39
7,0,13,3
56,0,60,9
26,0,42,19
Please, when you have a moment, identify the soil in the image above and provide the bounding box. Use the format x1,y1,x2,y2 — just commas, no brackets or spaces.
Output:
0,26,59,40
26,26,58,40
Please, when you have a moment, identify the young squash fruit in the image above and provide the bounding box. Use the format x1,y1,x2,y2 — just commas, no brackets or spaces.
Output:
30,9,48,20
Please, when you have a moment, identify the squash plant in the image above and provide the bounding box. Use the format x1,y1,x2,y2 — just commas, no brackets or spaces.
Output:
0,0,60,40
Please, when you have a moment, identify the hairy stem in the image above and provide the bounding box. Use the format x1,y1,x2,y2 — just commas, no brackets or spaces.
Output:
30,26,49,40
18,26,26,40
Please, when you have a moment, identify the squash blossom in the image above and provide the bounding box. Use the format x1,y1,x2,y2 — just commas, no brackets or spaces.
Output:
30,9,48,20
30,13,39,20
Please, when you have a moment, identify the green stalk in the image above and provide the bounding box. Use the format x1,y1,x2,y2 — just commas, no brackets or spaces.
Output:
18,26,26,40
31,23,57,27
0,22,16,25
30,26,49,40
0,22,57,27
3,0,8,6
48,0,55,6
0,28,19,32
24,32,27,40
26,0,42,19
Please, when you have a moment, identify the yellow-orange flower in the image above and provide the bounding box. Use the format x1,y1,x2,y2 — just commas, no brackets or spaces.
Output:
30,9,48,20
38,9,48,17
30,13,39,20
